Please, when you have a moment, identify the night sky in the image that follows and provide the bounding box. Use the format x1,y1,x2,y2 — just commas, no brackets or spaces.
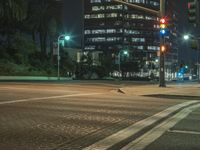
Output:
63,0,199,64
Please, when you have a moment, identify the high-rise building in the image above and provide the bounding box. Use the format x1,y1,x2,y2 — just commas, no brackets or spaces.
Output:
83,0,178,78
165,0,178,79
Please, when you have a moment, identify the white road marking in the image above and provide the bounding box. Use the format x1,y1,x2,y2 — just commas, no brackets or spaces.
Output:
83,101,198,150
168,129,200,135
0,93,102,105
121,103,200,150
0,87,80,93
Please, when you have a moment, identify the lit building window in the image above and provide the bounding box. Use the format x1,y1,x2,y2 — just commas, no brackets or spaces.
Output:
127,14,144,19
106,5,123,10
107,37,116,41
132,38,145,42
84,30,91,34
149,1,159,6
125,0,145,4
147,46,160,51
107,13,118,18
85,46,95,50
92,6,105,11
90,0,101,3
107,29,116,33
92,29,106,34
125,29,141,34
88,37,106,42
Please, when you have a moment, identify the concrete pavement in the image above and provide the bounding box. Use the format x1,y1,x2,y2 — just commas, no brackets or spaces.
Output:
144,107,200,150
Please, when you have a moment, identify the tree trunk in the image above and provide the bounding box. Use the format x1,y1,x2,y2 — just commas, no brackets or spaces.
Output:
39,31,47,57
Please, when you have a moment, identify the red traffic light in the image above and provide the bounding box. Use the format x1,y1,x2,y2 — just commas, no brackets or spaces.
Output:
160,17,167,35
188,2,191,9
160,18,166,24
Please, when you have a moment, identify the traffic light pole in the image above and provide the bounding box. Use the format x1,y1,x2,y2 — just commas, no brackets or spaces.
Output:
159,0,166,87
112,0,166,87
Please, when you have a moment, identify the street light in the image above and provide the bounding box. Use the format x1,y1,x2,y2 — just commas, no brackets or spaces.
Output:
183,34,200,81
183,35,189,40
65,35,71,41
118,50,128,77
57,34,71,80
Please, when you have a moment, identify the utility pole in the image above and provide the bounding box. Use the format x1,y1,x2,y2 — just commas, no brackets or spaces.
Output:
159,0,166,87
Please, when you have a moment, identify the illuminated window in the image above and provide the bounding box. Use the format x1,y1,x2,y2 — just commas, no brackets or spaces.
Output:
84,30,91,34
106,5,123,10
147,46,160,51
88,37,106,42
90,0,101,3
92,29,106,34
125,29,141,34
107,13,118,18
127,14,144,19
149,1,159,6
107,29,116,33
85,14,105,19
125,0,145,4
132,38,145,42
92,6,105,11
85,46,95,50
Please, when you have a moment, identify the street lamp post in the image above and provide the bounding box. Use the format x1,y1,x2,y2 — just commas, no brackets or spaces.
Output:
159,0,166,87
197,49,200,82
57,34,71,80
118,50,128,77
183,34,200,82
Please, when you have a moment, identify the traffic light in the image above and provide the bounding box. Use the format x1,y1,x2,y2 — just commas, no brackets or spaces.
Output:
188,0,200,25
191,39,198,49
160,18,167,35
160,45,166,53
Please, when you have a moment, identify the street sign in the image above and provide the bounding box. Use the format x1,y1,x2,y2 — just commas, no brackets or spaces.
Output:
188,0,200,26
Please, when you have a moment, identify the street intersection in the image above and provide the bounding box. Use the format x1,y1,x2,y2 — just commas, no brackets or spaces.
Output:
0,81,199,150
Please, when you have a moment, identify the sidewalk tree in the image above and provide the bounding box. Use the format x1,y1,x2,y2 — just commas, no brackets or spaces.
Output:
0,0,27,45
26,0,59,56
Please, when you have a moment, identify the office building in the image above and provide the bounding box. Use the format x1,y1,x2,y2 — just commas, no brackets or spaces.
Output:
84,0,178,78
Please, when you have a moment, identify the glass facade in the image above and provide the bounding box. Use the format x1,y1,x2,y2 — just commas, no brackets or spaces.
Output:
84,0,178,76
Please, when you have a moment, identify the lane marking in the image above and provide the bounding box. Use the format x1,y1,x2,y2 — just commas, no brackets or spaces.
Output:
0,87,80,93
121,103,200,150
83,101,198,150
168,129,200,135
0,93,102,105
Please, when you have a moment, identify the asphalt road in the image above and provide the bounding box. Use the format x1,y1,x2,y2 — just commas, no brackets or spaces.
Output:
0,81,199,150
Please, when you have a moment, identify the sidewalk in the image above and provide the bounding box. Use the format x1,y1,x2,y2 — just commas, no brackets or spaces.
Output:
119,83,200,97
143,106,200,150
